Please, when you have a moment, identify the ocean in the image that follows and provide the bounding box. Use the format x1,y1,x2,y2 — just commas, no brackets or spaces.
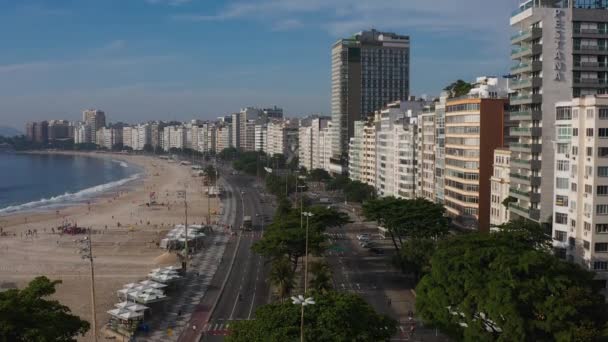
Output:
0,153,140,215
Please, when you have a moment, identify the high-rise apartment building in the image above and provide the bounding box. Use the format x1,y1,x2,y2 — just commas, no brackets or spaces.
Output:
262,106,283,120
419,108,437,201
83,109,106,144
299,117,332,171
330,29,410,172
552,95,608,296
255,123,268,152
216,124,232,152
48,120,72,141
444,77,508,232
25,121,49,144
490,148,512,227
509,0,608,223
348,118,378,187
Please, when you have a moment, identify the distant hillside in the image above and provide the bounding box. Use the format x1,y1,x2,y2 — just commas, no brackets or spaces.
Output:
0,126,22,137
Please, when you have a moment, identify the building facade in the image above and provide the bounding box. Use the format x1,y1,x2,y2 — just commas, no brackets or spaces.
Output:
83,109,106,144
509,0,608,223
552,95,608,296
490,148,512,227
330,29,410,171
444,77,508,232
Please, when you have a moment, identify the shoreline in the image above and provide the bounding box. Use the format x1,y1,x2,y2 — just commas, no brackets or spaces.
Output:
0,151,144,216
0,153,221,341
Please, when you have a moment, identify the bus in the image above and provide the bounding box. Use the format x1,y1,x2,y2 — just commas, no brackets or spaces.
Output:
242,216,253,231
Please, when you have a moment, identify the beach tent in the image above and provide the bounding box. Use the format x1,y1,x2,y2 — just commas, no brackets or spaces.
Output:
118,310,144,320
107,308,130,318
115,302,148,312
139,280,167,289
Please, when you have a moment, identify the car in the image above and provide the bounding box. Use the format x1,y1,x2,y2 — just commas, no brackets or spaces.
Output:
356,234,370,241
360,241,374,248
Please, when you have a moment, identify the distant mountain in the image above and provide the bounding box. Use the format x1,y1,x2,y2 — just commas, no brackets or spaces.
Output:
0,126,22,137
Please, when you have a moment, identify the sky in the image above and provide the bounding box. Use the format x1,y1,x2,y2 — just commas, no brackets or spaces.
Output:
0,0,519,129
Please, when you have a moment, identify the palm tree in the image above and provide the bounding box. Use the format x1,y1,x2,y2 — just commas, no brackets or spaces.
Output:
309,261,332,293
269,257,295,302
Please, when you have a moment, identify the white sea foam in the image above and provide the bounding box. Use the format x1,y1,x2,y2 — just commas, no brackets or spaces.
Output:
112,159,129,168
0,173,141,215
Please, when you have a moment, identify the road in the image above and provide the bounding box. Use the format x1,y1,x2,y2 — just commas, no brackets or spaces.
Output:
325,206,449,341
187,173,274,341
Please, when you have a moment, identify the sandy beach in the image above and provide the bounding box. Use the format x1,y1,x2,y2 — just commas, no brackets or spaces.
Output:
0,152,220,341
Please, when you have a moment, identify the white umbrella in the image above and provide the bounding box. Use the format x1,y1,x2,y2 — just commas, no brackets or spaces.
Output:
115,302,149,312
123,283,138,289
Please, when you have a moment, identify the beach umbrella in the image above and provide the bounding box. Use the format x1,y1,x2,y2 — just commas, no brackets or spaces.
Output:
123,283,138,289
115,302,149,312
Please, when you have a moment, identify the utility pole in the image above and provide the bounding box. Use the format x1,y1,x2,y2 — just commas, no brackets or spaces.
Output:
302,212,314,293
77,229,98,342
178,188,188,272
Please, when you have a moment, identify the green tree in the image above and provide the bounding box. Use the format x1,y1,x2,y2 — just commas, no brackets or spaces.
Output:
363,197,448,251
204,165,218,185
395,237,436,281
227,291,397,342
309,261,333,293
269,257,296,302
0,276,90,341
415,231,608,341
444,79,473,98
308,168,331,182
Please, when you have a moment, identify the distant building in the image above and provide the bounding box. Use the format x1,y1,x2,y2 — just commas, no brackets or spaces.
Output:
25,121,49,144
82,109,106,144
255,123,267,152
48,120,72,141
262,106,284,120
330,29,411,172
298,117,331,171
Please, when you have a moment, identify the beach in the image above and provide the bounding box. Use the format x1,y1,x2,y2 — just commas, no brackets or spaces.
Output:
0,152,220,341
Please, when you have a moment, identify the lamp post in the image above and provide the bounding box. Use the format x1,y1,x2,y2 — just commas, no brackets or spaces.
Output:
301,211,314,293
292,295,315,342
77,229,98,342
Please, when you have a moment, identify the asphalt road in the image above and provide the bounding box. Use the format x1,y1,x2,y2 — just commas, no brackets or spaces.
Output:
200,173,273,341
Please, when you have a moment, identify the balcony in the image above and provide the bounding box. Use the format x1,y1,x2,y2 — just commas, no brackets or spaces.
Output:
510,77,542,90
510,94,542,106
573,28,608,38
511,157,541,170
510,187,541,203
574,45,608,54
511,28,542,44
509,110,542,121
573,61,608,71
510,61,542,74
509,203,541,221
510,173,541,187
510,126,542,137
573,78,608,88
511,44,542,59
510,142,542,154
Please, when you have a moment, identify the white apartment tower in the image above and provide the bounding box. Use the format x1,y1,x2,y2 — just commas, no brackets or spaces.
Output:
553,95,608,296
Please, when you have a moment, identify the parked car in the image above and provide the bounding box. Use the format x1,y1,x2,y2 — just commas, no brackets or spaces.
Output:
360,241,374,248
357,233,370,241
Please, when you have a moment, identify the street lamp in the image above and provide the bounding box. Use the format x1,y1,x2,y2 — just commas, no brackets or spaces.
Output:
301,211,314,293
292,295,315,342
76,229,98,342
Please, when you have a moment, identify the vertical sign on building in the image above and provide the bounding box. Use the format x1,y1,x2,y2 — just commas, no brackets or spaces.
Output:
554,9,565,81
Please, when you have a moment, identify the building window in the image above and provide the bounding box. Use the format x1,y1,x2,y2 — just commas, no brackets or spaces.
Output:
557,160,569,171
594,261,608,271
557,143,569,154
597,224,608,233
573,146,579,156
588,147,593,157
572,182,578,192
585,184,593,194
556,177,569,189
585,240,591,250
587,128,594,137
599,167,608,177
600,128,608,138
600,108,608,119
555,230,567,242
556,195,569,206
555,213,568,224
598,186,608,196
598,204,608,215
599,147,608,158
595,243,608,252
585,222,591,231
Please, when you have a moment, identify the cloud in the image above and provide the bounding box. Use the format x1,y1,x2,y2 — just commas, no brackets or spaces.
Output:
271,19,303,31
174,0,512,39
146,0,193,6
